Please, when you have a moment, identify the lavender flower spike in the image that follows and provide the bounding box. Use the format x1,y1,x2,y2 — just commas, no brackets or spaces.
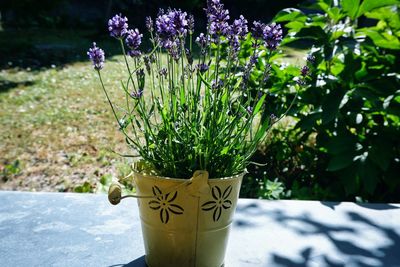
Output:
170,9,188,36
188,14,195,34
300,66,310,77
108,14,129,39
206,0,230,36
87,42,105,70
130,90,143,99
145,16,154,32
196,33,209,48
232,15,248,39
263,23,283,50
196,63,209,73
251,21,266,40
125,28,143,50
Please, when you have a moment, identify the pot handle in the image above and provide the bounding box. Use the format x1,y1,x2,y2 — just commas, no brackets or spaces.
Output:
108,170,209,205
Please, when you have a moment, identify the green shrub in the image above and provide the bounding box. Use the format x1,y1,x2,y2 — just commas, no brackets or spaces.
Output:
255,0,400,201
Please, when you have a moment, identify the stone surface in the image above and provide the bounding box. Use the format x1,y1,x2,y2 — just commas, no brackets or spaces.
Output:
0,191,399,267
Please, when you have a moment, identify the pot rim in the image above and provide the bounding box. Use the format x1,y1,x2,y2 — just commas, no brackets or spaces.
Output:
132,169,247,182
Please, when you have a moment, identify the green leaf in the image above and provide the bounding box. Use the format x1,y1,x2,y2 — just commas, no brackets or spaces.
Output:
357,0,399,17
321,88,346,124
339,166,359,195
294,26,328,41
74,182,93,193
313,0,331,13
358,157,380,195
327,153,355,171
358,28,400,50
331,61,345,76
326,134,357,155
331,30,345,40
327,7,344,23
342,0,360,19
369,140,393,171
273,8,307,23
254,119,270,142
355,62,368,80
365,6,400,30
253,94,266,115
296,112,322,131
100,174,113,186
285,21,306,33
180,87,186,106
220,146,229,155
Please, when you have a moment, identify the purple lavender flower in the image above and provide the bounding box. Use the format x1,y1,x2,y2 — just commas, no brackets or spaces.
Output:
156,9,188,49
296,78,306,86
300,65,310,77
307,54,315,64
240,54,258,89
149,54,156,63
156,12,175,45
159,67,168,77
170,9,188,36
263,23,283,50
228,35,240,58
125,28,142,50
262,64,271,83
185,48,193,65
251,21,266,40
195,33,210,53
249,54,258,66
143,56,151,73
127,50,141,58
136,68,145,91
130,90,143,99
270,114,277,123
156,9,188,52
108,14,129,39
206,0,230,37
166,39,181,61
145,16,154,32
188,14,195,34
196,63,209,73
232,15,248,39
87,42,105,70
137,68,145,77
212,79,224,90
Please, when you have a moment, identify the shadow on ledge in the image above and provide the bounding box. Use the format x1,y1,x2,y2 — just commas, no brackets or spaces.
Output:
234,201,400,267
270,209,400,266
108,256,147,267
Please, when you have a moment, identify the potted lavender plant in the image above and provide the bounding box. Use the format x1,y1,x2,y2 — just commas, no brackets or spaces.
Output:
88,1,307,266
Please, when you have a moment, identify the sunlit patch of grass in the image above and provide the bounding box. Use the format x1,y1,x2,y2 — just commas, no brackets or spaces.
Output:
279,47,307,66
0,55,134,192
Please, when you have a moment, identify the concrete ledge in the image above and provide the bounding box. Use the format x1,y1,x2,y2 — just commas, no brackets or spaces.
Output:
0,191,399,267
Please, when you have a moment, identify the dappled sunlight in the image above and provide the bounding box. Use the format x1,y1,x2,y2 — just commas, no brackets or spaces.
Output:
228,199,400,266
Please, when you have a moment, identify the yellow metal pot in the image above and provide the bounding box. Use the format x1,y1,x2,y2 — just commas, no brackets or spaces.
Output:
133,170,244,267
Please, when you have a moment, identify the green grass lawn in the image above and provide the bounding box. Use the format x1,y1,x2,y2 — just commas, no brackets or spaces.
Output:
0,29,305,192
0,55,134,192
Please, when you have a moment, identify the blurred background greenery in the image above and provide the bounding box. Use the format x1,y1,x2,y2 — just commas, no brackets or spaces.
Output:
0,0,399,202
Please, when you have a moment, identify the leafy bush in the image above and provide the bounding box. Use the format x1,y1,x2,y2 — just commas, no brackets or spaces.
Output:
255,0,400,201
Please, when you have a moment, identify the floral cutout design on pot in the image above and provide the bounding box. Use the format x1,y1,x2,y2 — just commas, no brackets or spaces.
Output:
201,185,233,222
149,185,184,224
